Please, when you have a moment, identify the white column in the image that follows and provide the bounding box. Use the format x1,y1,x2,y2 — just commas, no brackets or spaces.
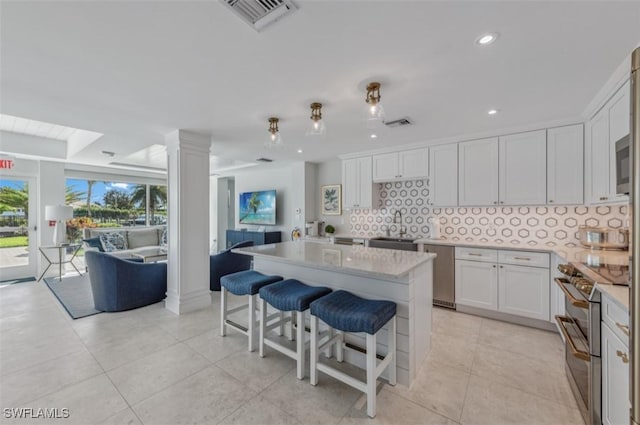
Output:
165,130,211,314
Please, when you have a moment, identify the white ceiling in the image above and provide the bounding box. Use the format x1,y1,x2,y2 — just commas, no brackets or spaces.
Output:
1,1,639,170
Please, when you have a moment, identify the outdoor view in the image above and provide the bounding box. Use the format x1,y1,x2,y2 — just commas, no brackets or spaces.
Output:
0,178,167,277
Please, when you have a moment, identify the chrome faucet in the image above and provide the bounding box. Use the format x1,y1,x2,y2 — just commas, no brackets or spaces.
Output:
392,210,406,238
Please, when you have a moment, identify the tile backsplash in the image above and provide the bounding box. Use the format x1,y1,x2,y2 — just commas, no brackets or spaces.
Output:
349,180,628,248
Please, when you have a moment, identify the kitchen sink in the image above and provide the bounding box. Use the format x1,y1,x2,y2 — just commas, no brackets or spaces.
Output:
368,237,418,251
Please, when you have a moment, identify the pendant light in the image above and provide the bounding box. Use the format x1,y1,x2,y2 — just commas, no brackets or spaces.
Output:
305,102,326,136
266,117,283,148
365,82,385,126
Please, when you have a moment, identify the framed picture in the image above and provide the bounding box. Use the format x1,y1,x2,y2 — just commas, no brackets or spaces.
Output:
321,184,342,215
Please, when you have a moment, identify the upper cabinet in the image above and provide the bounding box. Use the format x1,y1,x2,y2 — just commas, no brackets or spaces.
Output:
587,80,630,204
429,144,458,206
343,156,372,209
372,148,428,182
547,125,584,205
499,130,547,205
458,137,499,206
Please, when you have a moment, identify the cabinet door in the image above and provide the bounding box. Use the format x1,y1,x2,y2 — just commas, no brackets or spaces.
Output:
609,80,630,144
550,254,566,324
547,125,584,205
429,144,458,206
499,130,547,205
455,260,498,310
343,158,359,208
357,156,373,208
498,264,549,321
458,138,499,206
372,153,398,182
589,107,611,203
399,148,429,180
602,323,630,425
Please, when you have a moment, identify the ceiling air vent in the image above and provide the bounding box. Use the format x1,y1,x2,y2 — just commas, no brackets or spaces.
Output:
256,157,273,163
221,0,297,32
384,117,414,128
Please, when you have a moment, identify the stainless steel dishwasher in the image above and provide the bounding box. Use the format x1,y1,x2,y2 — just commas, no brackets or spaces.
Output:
423,244,455,309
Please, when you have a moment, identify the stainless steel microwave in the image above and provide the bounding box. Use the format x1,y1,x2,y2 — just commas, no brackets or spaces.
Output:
616,135,630,194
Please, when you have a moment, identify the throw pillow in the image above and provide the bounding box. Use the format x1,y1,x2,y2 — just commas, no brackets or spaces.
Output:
99,232,128,252
82,237,105,252
160,228,168,247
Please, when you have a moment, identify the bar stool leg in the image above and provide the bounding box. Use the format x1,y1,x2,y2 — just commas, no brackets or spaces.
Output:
336,330,344,363
220,287,227,337
296,311,305,380
289,311,295,341
248,294,257,352
366,332,377,418
259,298,267,358
388,317,397,386
310,315,319,386
278,311,284,336
325,327,334,358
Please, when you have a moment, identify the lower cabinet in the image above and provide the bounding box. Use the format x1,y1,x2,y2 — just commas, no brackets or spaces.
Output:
455,260,498,310
601,296,630,425
226,230,282,249
454,248,550,321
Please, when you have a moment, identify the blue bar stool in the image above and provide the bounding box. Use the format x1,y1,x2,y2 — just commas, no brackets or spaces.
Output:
258,279,332,380
309,290,397,418
220,270,283,352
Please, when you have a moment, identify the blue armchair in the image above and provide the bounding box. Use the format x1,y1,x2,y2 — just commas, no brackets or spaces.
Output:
210,240,255,291
85,250,167,312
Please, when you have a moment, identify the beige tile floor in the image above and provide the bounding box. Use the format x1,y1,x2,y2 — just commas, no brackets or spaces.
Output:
0,279,584,425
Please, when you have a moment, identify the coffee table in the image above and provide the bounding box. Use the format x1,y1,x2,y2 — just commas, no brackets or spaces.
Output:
131,247,167,263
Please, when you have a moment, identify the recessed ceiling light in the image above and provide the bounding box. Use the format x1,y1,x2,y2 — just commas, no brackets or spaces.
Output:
476,33,499,46
487,109,499,115
101,150,115,157
297,149,303,154
370,134,377,139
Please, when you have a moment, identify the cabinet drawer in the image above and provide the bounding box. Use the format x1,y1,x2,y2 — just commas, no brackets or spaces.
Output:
602,293,629,345
455,247,498,262
498,250,549,268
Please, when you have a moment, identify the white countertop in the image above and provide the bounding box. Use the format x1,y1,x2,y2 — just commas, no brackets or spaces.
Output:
597,283,630,311
233,241,436,279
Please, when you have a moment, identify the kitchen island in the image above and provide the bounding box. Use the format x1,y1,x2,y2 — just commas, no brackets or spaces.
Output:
233,241,436,386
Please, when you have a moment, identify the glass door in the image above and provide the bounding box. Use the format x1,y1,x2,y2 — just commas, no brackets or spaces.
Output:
0,177,37,281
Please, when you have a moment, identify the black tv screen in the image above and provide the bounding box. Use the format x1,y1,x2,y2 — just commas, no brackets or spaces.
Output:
239,190,276,225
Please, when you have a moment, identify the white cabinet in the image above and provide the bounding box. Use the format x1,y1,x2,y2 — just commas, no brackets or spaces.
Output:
458,137,499,206
498,264,550,321
547,125,584,205
342,156,372,209
428,144,458,206
372,148,428,182
455,259,498,311
602,320,630,425
587,80,630,204
550,254,566,325
499,130,547,205
455,247,550,322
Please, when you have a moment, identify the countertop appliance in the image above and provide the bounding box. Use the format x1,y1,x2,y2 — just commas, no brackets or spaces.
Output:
578,225,629,250
423,244,455,309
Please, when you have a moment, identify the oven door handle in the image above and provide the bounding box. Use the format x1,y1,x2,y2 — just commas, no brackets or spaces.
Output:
554,278,589,309
555,315,591,361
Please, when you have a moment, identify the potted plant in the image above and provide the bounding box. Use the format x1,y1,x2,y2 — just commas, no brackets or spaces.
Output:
324,224,336,242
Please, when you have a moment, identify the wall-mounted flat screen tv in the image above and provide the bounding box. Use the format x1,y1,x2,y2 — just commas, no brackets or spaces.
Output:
239,190,277,225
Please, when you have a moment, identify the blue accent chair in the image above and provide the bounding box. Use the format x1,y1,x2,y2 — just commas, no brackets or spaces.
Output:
85,251,167,312
209,240,255,291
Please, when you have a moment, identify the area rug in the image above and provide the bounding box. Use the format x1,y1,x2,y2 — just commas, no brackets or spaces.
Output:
43,274,102,319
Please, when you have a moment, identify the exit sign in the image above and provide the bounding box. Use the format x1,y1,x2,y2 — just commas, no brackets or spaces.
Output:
0,159,14,169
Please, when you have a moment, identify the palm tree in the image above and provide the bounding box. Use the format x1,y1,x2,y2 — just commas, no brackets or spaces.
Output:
86,180,96,217
0,186,28,219
131,185,167,223
65,186,85,205
248,192,262,214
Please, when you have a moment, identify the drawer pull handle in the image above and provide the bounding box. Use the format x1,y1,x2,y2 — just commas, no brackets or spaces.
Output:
554,278,589,309
468,253,483,257
513,257,531,261
616,350,629,364
555,316,590,361
615,322,630,337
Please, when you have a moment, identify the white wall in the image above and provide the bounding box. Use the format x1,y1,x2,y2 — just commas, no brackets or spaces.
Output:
316,158,347,233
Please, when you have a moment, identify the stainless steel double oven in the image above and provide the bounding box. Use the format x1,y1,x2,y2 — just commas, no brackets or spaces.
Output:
555,264,602,425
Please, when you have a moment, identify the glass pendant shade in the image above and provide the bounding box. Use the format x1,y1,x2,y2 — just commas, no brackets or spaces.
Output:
266,117,283,148
306,102,326,136
365,82,385,128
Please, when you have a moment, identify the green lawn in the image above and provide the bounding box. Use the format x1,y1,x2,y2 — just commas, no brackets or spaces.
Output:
0,236,28,248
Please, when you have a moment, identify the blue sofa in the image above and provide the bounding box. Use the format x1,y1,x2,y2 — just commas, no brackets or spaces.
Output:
210,240,255,291
85,250,167,312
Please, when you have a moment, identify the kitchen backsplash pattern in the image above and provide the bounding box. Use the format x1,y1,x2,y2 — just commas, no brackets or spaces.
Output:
349,180,628,248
